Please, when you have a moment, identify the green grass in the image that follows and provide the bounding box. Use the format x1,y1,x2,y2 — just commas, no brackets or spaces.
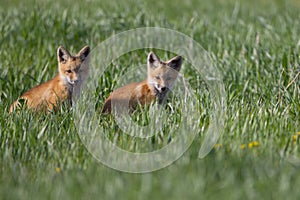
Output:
1,0,300,199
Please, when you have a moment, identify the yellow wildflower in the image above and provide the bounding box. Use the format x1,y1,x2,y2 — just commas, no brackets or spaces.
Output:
248,141,259,148
293,135,298,141
292,132,300,141
55,167,61,173
253,141,259,147
214,143,223,149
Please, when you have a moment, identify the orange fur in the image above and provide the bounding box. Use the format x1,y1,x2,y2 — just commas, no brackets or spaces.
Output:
102,52,182,113
10,45,90,113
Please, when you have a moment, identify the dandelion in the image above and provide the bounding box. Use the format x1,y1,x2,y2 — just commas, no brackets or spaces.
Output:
248,141,259,148
253,141,259,146
293,135,298,141
240,141,259,149
292,132,300,141
55,167,61,173
214,143,223,149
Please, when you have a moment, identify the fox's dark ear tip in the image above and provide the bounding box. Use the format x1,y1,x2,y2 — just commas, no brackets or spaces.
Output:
173,56,183,64
57,45,65,50
86,46,91,53
148,51,154,58
147,52,154,61
83,45,90,51
80,45,91,57
148,51,160,62
57,46,67,56
176,55,183,60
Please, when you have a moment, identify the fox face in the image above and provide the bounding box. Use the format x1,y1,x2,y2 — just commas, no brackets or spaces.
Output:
147,52,182,98
57,45,90,87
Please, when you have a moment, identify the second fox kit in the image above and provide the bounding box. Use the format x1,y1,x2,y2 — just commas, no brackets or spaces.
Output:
9,45,90,113
102,52,182,113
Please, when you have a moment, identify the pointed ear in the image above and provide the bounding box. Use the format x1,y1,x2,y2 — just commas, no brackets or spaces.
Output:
57,46,70,63
78,45,90,62
147,52,160,69
167,56,182,71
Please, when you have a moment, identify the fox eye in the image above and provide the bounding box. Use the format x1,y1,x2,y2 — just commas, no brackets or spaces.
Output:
155,76,160,80
66,69,72,73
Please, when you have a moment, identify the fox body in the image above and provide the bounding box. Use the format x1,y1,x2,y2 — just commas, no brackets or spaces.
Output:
102,52,182,113
10,45,90,113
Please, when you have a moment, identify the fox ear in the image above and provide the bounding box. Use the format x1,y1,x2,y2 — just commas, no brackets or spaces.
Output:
167,56,182,71
57,46,70,63
78,45,90,62
147,52,160,69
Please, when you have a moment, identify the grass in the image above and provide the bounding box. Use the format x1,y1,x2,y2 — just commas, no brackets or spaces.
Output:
1,0,300,199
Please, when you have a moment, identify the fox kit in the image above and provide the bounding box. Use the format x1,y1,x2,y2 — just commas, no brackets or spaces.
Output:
102,52,182,113
9,45,90,113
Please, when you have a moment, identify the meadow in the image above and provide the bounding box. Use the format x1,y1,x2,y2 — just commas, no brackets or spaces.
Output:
0,0,300,199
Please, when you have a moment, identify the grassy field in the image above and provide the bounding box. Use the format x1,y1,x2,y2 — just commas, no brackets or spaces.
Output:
1,0,300,199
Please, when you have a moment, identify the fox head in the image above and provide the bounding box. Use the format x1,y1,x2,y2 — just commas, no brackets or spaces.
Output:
147,52,182,95
57,45,90,86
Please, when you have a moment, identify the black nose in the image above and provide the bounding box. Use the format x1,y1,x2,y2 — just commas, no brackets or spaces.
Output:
161,87,167,92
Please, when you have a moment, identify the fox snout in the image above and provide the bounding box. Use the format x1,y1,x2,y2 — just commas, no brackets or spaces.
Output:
157,85,167,92
67,75,79,85
155,83,169,93
69,79,79,85
160,87,167,92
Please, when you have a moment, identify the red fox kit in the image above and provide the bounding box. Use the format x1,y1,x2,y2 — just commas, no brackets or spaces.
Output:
9,45,90,113
102,52,182,113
